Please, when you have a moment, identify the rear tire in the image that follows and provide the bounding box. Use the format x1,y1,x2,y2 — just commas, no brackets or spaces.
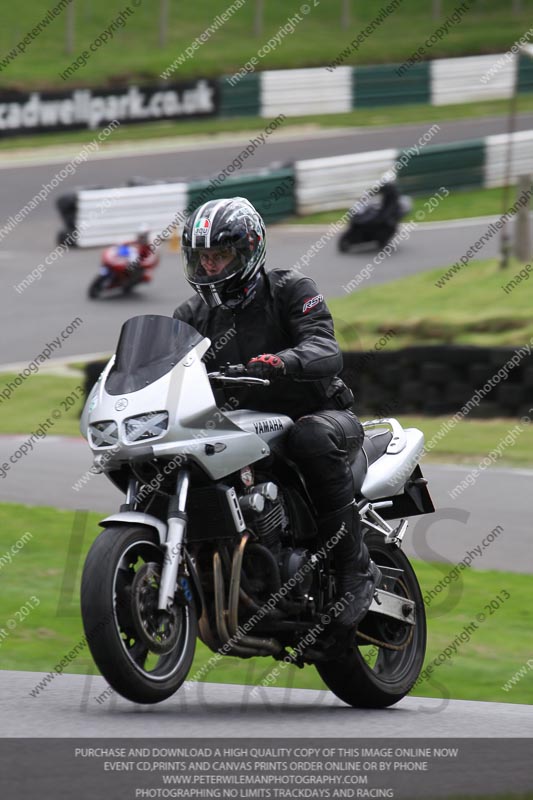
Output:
316,533,426,708
81,525,197,704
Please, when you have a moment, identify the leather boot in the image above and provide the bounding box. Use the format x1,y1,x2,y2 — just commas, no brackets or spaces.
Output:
319,501,381,631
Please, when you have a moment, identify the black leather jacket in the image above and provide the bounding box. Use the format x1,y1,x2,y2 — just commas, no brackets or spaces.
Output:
173,268,350,420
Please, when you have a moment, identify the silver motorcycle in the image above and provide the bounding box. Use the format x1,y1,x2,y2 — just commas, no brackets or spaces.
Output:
80,314,434,707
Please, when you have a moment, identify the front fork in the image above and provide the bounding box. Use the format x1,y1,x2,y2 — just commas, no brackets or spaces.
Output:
157,469,190,611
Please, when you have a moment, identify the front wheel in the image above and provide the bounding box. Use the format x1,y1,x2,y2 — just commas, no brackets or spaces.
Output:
338,233,351,253
316,532,426,708
81,525,197,704
87,275,106,299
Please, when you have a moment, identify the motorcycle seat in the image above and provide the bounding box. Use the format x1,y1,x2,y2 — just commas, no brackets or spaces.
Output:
351,428,393,494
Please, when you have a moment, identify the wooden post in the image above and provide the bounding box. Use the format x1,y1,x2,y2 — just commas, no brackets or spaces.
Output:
254,0,264,37
432,0,442,21
65,0,75,55
159,0,170,48
500,86,519,270
514,175,532,262
341,0,351,29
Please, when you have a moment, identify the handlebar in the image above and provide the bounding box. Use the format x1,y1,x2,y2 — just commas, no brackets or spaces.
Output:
207,365,270,386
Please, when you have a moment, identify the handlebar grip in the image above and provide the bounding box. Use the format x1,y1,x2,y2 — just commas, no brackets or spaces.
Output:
224,364,247,376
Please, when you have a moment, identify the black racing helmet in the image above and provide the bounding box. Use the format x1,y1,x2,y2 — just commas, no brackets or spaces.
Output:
182,197,266,308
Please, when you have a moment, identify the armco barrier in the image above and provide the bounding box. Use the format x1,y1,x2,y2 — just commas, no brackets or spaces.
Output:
353,62,430,108
187,167,296,224
397,138,485,195
220,73,261,117
3,52,533,142
295,149,397,215
484,130,533,189
260,67,352,118
57,128,532,245
430,54,517,106
58,168,295,246
72,183,188,248
518,52,533,94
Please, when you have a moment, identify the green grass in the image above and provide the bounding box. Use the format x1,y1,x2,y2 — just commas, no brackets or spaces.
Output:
396,416,533,466
0,502,531,707
329,258,533,349
289,185,517,226
0,373,85,437
2,94,533,152
1,0,532,89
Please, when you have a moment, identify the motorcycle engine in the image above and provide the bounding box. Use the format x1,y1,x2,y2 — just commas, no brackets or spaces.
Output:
239,481,313,601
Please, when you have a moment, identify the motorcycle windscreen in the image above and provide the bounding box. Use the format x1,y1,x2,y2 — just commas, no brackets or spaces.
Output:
105,314,204,395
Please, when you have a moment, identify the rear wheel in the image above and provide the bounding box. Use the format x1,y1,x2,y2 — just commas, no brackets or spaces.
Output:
81,525,197,704
316,532,426,708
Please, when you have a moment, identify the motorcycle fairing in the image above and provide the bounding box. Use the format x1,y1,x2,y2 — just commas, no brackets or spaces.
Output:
80,316,272,480
224,409,293,445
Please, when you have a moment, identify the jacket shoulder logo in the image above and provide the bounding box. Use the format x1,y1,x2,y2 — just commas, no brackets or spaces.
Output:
302,294,324,314
253,418,284,434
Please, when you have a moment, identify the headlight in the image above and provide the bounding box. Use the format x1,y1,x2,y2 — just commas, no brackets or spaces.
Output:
89,420,119,448
124,411,169,443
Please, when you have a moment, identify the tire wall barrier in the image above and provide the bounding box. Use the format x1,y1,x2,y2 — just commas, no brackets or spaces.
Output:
341,346,533,418
84,345,533,419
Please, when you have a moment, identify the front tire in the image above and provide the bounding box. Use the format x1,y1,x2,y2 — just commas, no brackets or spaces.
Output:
338,233,351,253
81,525,197,704
88,276,106,299
316,532,426,708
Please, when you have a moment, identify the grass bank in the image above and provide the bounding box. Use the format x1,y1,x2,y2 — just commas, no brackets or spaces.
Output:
329,258,533,349
0,502,531,706
1,1,532,89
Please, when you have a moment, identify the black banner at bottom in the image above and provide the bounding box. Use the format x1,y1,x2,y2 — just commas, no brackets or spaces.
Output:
1,738,532,800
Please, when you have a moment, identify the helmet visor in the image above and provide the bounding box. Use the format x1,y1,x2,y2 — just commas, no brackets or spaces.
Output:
183,244,242,286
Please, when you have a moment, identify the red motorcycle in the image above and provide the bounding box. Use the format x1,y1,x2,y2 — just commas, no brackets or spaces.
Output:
88,243,159,300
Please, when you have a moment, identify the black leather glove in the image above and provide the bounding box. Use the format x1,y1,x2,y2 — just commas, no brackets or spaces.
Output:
246,354,286,380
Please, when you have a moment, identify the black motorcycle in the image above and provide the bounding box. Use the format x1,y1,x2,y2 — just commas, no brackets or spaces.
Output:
338,184,412,253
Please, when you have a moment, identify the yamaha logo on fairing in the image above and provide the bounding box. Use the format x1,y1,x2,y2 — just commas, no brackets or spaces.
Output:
114,398,128,411
253,418,284,434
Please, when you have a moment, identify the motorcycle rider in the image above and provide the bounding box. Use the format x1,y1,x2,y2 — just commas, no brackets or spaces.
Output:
376,181,401,227
173,197,380,637
133,224,156,263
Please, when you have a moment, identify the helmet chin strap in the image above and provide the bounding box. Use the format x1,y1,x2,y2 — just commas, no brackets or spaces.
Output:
222,272,261,309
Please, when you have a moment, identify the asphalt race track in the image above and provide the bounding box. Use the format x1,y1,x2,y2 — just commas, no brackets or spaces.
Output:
2,116,529,361
2,671,533,738
0,216,508,363
1,674,532,797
